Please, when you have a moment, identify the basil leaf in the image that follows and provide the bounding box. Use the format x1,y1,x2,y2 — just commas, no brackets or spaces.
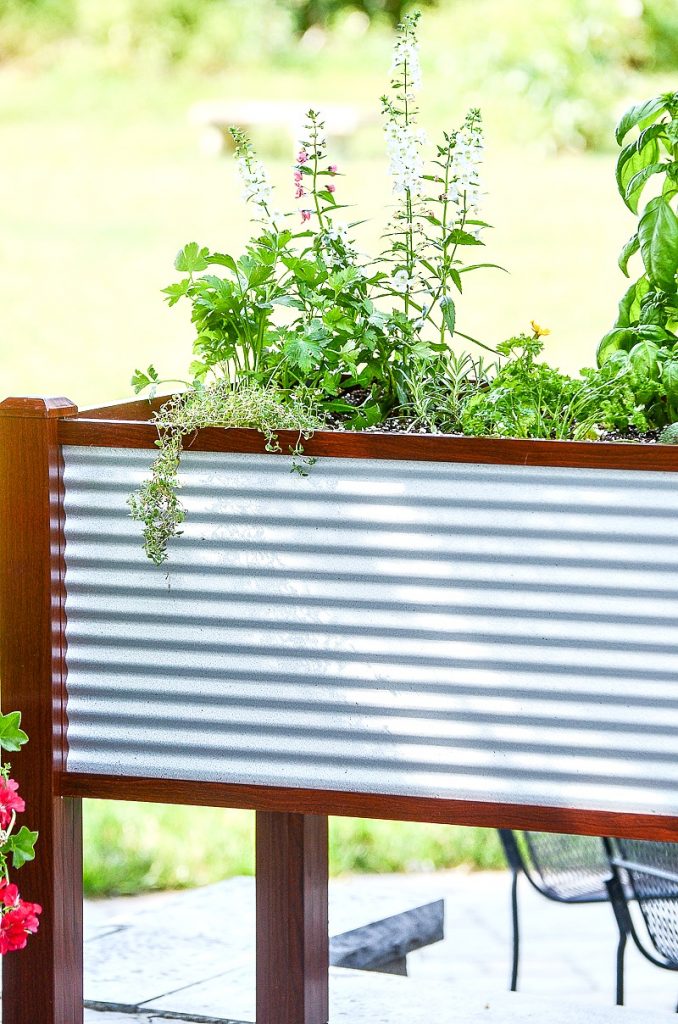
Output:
638,198,678,293
618,232,640,277
616,96,666,146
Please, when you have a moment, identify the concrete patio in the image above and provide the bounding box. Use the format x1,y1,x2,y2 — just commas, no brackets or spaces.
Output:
81,869,678,1023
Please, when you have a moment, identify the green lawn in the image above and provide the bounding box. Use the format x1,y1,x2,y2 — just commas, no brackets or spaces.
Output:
83,801,504,897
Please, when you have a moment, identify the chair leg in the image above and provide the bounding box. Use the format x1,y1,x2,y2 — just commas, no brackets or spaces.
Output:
615,927,627,1006
510,868,520,992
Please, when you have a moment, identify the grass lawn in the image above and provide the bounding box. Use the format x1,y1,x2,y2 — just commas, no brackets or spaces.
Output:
83,801,504,897
1,44,658,894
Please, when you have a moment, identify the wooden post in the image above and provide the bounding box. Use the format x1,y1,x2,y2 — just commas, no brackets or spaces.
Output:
256,812,329,1024
0,397,83,1024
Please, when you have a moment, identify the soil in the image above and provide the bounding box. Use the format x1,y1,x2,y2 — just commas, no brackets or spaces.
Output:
325,389,669,443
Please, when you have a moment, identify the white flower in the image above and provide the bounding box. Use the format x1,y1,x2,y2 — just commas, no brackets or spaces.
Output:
325,223,349,243
391,38,422,93
384,122,426,196
389,269,415,292
236,156,273,211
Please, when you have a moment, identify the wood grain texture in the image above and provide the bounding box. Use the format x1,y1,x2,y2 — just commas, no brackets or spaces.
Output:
256,812,329,1024
77,395,172,420
57,418,678,472
60,774,678,842
0,397,84,1024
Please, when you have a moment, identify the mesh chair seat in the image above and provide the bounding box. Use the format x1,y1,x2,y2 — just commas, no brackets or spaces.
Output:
520,832,610,903
611,839,678,969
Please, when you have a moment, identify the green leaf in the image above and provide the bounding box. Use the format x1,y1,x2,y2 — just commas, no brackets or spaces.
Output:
628,339,660,379
444,229,484,247
615,276,650,327
616,95,666,146
449,268,463,292
283,334,322,373
4,827,38,869
597,328,639,366
161,279,190,307
440,296,456,336
458,262,508,273
638,198,678,293
174,243,210,273
207,252,238,273
616,137,659,207
625,162,665,214
618,233,640,277
271,295,305,310
0,712,28,753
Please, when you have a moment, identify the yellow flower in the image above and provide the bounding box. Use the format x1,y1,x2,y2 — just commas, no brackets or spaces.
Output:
530,320,551,338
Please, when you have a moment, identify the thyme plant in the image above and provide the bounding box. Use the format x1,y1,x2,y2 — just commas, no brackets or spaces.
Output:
129,382,321,565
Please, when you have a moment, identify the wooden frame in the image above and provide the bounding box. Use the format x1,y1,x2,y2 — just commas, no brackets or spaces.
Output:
2,393,677,1024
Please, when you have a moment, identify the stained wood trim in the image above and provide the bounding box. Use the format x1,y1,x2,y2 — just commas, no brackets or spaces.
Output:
256,813,329,1024
57,418,678,472
77,395,173,420
0,398,84,1024
58,773,678,842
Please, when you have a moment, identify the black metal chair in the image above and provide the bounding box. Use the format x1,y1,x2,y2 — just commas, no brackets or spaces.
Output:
604,837,678,1010
498,830,620,994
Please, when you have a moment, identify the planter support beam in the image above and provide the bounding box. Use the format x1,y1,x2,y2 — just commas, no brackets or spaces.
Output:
256,811,329,1024
0,397,83,1024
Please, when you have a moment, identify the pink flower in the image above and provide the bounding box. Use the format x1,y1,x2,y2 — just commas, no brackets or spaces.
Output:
295,185,305,199
0,895,41,954
328,164,338,174
297,150,309,164
300,209,312,223
327,183,336,193
293,169,303,182
0,884,19,908
0,780,24,830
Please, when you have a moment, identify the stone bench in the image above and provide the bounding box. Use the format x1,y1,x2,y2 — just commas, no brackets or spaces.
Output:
188,98,375,154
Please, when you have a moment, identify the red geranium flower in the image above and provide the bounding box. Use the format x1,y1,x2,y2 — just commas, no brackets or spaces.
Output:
0,779,24,830
0,883,41,954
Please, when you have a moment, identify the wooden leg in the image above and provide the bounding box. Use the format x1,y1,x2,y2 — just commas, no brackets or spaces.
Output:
0,398,83,1023
256,812,329,1024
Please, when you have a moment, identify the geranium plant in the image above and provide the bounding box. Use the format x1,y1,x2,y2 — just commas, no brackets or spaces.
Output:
0,712,39,955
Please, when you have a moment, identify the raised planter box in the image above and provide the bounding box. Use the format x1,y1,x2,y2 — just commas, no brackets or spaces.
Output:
1,395,677,1024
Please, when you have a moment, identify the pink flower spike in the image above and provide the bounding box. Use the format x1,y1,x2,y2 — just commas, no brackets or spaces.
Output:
297,150,309,164
327,183,336,193
328,164,338,174
301,209,312,223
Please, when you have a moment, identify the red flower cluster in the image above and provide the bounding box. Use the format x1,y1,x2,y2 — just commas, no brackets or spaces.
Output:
0,778,24,830
0,881,41,954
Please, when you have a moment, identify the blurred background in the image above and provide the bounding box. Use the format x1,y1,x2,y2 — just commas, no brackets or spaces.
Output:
1,0,676,896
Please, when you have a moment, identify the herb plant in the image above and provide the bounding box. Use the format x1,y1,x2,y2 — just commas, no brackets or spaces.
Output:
598,90,678,426
130,11,678,565
129,381,321,565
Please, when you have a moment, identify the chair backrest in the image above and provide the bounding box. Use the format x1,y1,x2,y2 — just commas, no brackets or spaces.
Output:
519,832,610,902
613,839,678,966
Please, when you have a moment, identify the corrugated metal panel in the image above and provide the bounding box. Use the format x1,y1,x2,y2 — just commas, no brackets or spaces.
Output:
62,445,678,814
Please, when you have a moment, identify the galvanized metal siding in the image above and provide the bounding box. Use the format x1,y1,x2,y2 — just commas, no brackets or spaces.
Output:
62,446,678,814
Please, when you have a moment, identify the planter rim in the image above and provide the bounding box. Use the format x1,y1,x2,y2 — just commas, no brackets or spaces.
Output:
57,404,678,473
